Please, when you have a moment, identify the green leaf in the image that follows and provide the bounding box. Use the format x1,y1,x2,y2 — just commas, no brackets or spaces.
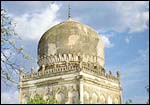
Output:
6,74,10,80
27,95,59,104
23,54,30,59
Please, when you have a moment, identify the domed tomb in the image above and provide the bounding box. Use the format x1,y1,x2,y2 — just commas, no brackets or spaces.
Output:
38,19,104,67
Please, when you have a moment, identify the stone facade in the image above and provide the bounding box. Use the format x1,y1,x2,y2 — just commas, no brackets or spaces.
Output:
19,59,122,104
18,19,122,104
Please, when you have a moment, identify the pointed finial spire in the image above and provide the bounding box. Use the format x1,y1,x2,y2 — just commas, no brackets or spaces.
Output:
68,2,71,19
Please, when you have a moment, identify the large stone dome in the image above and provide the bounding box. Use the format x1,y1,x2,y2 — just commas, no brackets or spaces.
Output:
38,19,104,67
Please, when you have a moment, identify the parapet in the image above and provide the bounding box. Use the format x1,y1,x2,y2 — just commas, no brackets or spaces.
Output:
38,53,104,67
20,54,120,83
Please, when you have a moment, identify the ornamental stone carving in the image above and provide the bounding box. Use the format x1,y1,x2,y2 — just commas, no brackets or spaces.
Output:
84,91,90,104
41,65,45,72
116,71,120,79
19,18,122,104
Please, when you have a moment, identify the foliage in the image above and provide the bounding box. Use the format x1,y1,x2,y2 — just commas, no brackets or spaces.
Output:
125,99,132,104
27,94,59,104
1,8,31,84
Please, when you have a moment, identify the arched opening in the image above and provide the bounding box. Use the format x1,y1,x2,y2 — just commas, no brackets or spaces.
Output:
84,91,90,104
56,92,65,104
23,95,28,104
114,98,119,104
91,93,98,104
100,95,106,104
108,96,113,104
71,91,78,104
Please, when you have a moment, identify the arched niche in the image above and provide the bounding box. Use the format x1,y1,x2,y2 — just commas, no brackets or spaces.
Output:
22,95,28,104
55,92,65,104
91,93,98,104
100,94,106,104
108,96,113,104
114,98,119,104
70,91,78,104
83,91,90,104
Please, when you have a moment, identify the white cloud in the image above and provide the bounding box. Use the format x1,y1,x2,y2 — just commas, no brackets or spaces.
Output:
1,91,18,104
6,1,149,44
13,3,61,41
113,1,149,33
70,1,149,34
101,35,114,48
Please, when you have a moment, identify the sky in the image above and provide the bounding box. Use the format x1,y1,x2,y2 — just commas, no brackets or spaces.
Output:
1,1,149,104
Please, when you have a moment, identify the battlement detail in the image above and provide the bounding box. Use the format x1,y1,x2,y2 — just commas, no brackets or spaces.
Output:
38,53,104,67
21,59,120,82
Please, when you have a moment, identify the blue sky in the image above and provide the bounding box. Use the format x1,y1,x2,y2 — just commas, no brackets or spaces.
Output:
1,1,149,104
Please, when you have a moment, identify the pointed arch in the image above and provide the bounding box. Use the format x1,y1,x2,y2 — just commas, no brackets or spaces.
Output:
108,96,113,104
22,94,29,104
83,91,90,104
114,97,119,104
99,94,106,104
91,92,98,104
55,91,65,104
70,90,78,104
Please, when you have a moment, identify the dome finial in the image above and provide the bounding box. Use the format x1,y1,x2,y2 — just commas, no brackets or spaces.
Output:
68,1,71,19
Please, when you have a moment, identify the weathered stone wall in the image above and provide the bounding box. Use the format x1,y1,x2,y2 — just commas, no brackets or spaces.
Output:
19,65,122,104
19,73,80,104
82,79,121,104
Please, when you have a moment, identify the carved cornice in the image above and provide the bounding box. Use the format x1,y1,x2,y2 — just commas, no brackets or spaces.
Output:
83,78,121,91
21,61,120,82
37,53,104,67
21,65,80,81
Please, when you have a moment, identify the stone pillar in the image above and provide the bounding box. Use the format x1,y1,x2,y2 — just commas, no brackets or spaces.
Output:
119,81,123,104
42,64,45,72
79,75,83,104
31,66,34,73
116,70,122,104
19,67,24,104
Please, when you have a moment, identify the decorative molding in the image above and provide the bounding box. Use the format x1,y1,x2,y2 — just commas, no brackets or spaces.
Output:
83,84,121,104
37,53,104,67
21,62,120,83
